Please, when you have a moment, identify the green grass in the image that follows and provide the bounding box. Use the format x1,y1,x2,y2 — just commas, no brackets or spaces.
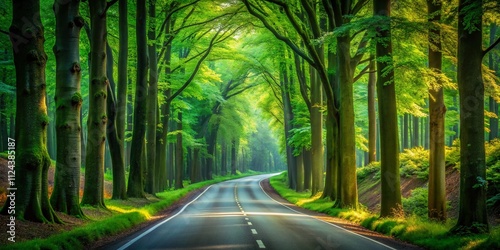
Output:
2,171,263,250
270,172,500,250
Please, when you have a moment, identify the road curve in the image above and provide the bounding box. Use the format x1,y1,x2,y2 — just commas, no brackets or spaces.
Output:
104,174,399,250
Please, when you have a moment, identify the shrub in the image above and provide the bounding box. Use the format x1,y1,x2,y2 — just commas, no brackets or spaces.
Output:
400,147,429,179
402,187,428,217
357,161,380,180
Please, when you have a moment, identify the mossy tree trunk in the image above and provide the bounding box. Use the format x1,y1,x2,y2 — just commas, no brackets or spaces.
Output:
50,0,85,217
0,0,60,223
127,0,148,198
452,0,489,234
427,0,446,222
373,0,402,217
81,0,109,208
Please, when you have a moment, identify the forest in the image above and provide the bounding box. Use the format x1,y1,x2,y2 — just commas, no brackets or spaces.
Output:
0,0,499,249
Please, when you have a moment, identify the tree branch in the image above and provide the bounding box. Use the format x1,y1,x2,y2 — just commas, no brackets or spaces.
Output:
352,63,370,83
483,36,500,58
242,0,316,66
0,29,9,36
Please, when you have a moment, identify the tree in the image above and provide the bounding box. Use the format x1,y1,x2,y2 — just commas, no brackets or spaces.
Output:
427,0,446,222
451,0,491,234
0,0,60,223
50,0,85,217
128,0,148,198
81,0,115,207
146,0,158,194
373,0,402,217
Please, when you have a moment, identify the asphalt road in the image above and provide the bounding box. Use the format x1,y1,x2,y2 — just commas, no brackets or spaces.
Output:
106,174,397,250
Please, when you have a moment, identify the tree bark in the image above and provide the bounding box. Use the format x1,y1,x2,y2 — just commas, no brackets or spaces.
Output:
427,0,446,222
0,0,60,223
127,0,148,198
146,0,158,194
50,0,85,216
175,112,184,189
337,35,357,208
373,0,402,217
81,0,109,208
105,43,127,200
368,59,377,163
231,138,238,175
452,0,489,234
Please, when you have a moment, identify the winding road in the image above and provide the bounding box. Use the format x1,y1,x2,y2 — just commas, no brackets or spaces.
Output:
103,174,411,250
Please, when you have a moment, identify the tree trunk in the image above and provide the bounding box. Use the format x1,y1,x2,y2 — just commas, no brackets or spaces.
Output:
105,43,127,200
403,114,409,150
175,112,184,189
0,0,61,223
50,0,85,216
281,59,296,189
452,0,489,234
296,150,304,192
145,0,158,194
221,141,227,175
412,115,419,148
368,59,377,163
427,0,446,222
231,138,238,175
337,35,358,208
81,0,109,208
373,0,402,217
310,67,323,196
127,0,148,198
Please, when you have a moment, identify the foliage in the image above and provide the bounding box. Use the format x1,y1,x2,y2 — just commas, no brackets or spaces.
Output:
402,187,428,217
399,147,430,179
356,161,381,180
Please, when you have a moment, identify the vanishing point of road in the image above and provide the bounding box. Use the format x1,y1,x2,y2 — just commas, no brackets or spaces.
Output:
103,174,418,250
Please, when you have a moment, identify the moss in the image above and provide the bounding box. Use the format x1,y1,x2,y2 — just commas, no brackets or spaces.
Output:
71,92,83,106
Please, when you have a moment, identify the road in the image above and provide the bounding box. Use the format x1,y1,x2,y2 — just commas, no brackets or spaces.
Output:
105,174,398,250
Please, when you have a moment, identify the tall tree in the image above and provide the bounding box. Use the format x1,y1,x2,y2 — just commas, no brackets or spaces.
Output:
50,0,85,217
128,0,148,198
452,0,490,234
427,0,446,222
367,59,376,163
175,111,184,189
105,43,127,200
146,0,158,194
81,0,115,207
373,0,402,217
0,0,60,223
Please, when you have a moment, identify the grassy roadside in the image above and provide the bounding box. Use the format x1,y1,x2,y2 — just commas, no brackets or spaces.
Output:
270,172,500,250
1,171,262,250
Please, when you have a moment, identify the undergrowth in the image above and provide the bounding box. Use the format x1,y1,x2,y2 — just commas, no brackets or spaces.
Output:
271,172,500,250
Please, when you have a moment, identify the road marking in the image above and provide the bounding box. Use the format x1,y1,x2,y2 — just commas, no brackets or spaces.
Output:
117,186,213,250
256,240,266,248
251,229,258,234
245,217,249,220
258,177,396,250
247,222,252,225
